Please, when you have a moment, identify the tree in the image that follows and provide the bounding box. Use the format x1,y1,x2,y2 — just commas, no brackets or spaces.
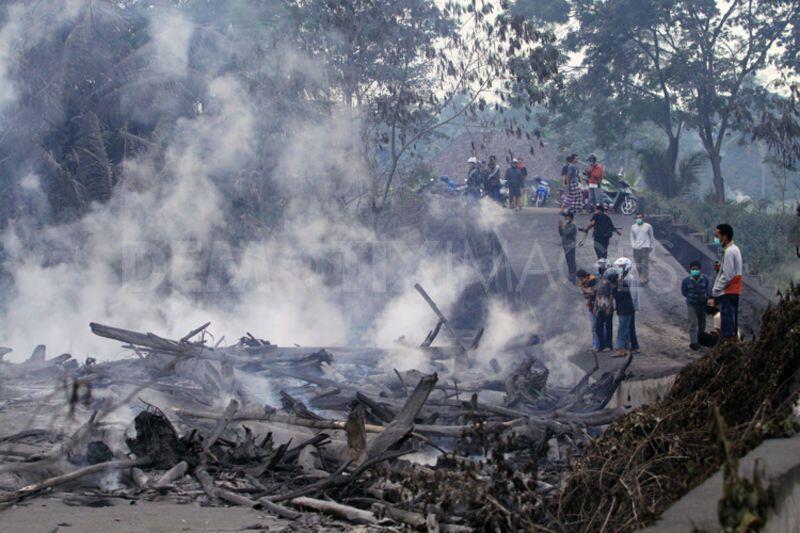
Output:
293,0,560,218
531,0,800,204
563,0,687,197
637,146,706,198
672,0,800,204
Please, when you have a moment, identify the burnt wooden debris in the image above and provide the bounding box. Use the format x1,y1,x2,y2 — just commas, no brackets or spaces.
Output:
0,291,634,529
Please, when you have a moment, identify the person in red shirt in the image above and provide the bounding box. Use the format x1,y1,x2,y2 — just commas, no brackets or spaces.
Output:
586,154,604,208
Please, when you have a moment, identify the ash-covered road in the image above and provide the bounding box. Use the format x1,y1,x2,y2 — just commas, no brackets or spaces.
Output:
492,207,698,391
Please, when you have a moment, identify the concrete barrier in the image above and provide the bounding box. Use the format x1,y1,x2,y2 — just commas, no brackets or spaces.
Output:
642,434,800,532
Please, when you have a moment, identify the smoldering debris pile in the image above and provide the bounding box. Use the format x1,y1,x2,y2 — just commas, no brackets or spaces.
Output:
558,284,800,532
0,286,632,530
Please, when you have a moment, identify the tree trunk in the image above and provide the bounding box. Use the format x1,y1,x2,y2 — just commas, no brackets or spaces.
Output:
664,134,680,198
709,149,725,204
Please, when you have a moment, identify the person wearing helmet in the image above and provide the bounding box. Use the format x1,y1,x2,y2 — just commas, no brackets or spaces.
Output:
506,158,524,211
614,257,640,353
608,265,634,357
595,258,609,276
558,209,578,282
585,154,604,208
466,157,481,203
594,267,615,352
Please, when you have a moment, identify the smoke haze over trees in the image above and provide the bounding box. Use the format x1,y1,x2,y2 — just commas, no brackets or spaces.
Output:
0,0,559,359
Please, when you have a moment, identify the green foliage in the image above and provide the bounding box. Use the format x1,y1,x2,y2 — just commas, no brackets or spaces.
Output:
637,145,705,198
643,192,797,286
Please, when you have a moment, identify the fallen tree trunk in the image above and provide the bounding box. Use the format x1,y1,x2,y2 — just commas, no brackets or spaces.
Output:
289,496,378,524
0,457,150,504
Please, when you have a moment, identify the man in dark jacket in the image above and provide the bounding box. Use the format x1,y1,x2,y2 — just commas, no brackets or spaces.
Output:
505,159,523,211
583,204,621,259
484,155,502,203
681,259,710,350
558,210,577,282
594,272,615,352
609,268,635,357
577,269,600,351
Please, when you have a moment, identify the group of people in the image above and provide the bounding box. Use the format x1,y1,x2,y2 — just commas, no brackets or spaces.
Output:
574,257,641,357
561,153,605,213
466,156,528,209
558,206,654,282
559,205,743,357
556,207,652,357
681,223,743,348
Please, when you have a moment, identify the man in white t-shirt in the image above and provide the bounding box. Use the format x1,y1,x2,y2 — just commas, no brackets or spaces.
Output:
630,212,654,285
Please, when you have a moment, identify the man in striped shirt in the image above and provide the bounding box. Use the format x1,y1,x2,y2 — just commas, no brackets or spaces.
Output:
708,223,743,341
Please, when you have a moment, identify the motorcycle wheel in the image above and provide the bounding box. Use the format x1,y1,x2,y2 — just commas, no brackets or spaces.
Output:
620,196,638,216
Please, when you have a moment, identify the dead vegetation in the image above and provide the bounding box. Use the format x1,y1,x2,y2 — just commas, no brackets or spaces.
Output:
557,284,800,532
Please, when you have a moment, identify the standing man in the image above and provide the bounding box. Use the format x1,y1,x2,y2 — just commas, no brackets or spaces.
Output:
614,257,639,353
485,155,502,203
708,224,743,342
577,269,600,351
558,210,577,282
466,157,481,204
505,159,523,211
608,268,635,357
630,212,654,285
681,260,710,350
518,158,528,206
594,268,615,352
583,204,621,259
585,154,604,208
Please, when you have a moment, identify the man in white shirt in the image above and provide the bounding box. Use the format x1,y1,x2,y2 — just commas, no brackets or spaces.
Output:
630,211,654,285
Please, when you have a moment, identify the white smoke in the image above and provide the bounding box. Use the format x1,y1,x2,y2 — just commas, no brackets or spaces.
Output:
0,3,522,370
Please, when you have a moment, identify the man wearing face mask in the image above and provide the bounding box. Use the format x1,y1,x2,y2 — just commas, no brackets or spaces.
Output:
630,211,654,285
681,260,710,350
708,224,743,342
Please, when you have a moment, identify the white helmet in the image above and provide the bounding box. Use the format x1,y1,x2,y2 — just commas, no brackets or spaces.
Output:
467,157,478,164
614,257,632,273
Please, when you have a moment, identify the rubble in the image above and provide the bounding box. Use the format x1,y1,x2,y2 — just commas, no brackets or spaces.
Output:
0,285,635,530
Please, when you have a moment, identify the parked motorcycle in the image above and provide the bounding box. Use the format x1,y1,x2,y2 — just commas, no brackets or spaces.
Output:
528,177,550,207
557,180,639,215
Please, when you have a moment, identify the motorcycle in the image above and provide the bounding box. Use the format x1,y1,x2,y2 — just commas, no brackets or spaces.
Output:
557,180,639,215
604,180,639,215
529,177,550,207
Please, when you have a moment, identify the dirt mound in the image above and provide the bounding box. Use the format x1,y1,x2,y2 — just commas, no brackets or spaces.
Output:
557,285,800,532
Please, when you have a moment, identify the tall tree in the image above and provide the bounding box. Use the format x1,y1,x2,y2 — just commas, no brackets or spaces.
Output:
530,0,800,204
294,0,560,216
673,0,800,203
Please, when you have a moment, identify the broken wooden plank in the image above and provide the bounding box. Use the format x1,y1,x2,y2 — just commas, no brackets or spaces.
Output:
413,284,469,368
181,322,211,343
367,373,437,458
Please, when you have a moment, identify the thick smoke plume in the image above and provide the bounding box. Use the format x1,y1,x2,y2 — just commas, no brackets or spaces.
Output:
0,1,490,362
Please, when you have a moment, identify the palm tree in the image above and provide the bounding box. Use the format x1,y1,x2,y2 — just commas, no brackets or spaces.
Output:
637,145,706,198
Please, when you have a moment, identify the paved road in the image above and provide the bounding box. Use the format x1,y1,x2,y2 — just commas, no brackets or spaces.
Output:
491,206,698,384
